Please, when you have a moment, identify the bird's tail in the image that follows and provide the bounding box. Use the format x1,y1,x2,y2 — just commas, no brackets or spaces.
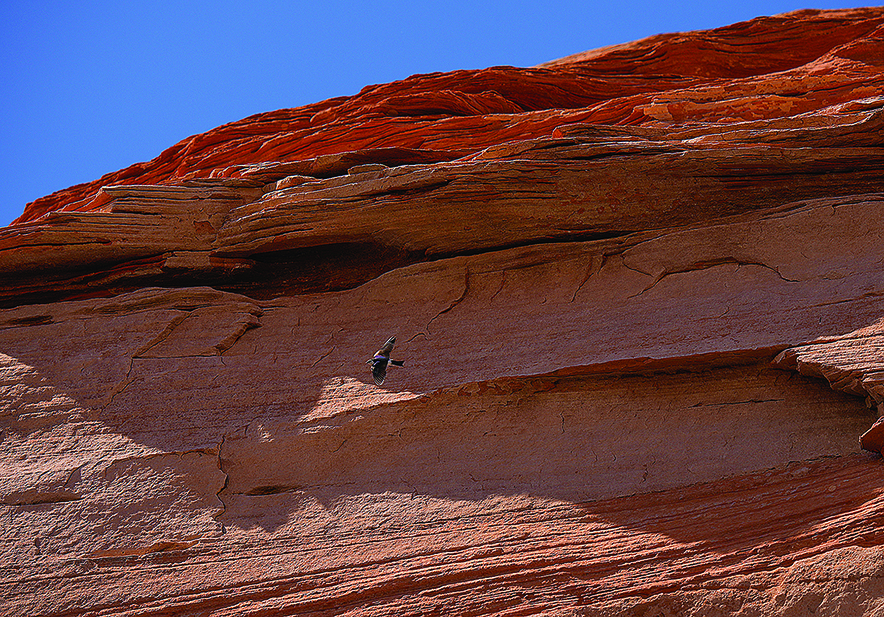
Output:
390,360,405,367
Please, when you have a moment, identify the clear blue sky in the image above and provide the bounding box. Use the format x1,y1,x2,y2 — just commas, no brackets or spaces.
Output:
0,1,872,226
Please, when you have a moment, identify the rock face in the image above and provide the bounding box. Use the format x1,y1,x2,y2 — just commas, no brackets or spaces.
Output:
2,8,884,616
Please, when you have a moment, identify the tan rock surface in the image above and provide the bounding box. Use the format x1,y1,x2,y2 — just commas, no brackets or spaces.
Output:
2,8,884,616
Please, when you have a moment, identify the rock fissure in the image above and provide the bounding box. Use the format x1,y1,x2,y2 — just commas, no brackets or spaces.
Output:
570,254,605,303
427,267,471,331
630,258,801,298
99,356,138,414
309,345,337,369
133,312,192,358
690,398,786,408
214,434,230,529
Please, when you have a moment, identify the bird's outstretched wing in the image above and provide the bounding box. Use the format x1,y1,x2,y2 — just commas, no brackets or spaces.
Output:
371,361,387,385
375,336,396,358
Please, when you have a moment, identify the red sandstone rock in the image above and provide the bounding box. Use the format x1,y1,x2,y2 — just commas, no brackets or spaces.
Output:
2,8,884,616
13,7,884,225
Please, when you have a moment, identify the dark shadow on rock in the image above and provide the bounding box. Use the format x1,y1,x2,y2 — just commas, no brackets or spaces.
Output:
217,364,877,532
571,451,884,556
0,289,879,548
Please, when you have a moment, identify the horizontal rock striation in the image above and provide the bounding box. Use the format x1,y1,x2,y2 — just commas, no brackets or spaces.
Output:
2,8,884,616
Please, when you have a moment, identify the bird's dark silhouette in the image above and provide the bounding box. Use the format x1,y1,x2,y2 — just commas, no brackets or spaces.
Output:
367,336,405,385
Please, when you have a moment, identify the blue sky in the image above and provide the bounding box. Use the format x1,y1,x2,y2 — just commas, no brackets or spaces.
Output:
0,1,873,226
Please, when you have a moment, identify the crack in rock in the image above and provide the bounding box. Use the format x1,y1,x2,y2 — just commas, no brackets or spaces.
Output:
310,345,337,369
100,356,138,413
213,434,229,534
427,266,470,331
133,312,192,358
570,253,605,302
690,398,786,408
629,258,800,298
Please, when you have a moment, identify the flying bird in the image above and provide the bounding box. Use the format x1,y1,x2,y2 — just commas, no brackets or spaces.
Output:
367,335,405,385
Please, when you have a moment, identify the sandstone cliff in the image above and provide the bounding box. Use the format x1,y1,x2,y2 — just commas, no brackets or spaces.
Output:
2,8,884,616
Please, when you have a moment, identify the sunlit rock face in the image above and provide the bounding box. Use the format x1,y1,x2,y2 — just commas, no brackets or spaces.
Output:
2,8,884,616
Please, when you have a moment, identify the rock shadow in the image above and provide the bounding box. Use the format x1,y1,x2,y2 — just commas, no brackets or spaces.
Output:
217,364,878,533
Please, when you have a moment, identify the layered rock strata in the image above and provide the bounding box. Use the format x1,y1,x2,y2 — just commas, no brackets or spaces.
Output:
2,8,884,616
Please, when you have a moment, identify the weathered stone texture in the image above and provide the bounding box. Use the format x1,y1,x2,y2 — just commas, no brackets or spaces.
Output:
2,8,884,616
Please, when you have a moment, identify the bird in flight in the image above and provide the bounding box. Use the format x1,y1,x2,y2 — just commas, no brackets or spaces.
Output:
368,336,405,385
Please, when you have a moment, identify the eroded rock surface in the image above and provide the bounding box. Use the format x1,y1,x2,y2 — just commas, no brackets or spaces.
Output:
2,8,884,616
